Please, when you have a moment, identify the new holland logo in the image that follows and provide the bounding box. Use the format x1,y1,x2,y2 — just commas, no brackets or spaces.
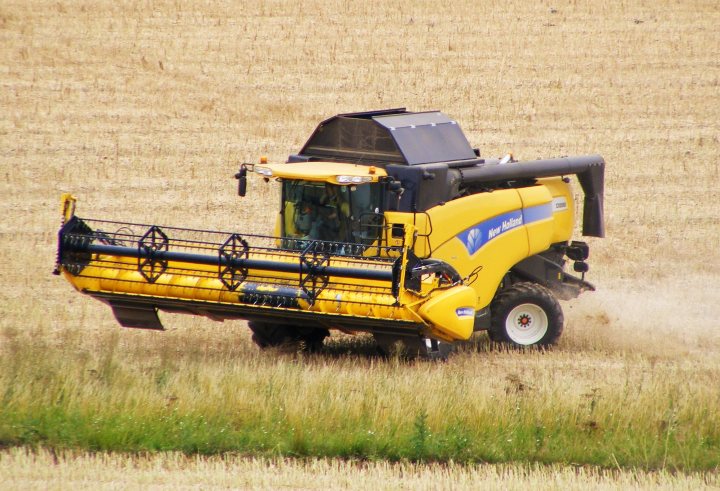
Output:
488,216,523,240
457,210,524,255
456,307,475,318
456,204,553,255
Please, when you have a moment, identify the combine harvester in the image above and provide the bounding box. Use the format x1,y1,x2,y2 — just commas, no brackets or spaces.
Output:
55,109,604,357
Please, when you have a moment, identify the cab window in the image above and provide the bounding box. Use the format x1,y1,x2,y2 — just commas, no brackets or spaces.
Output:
281,180,383,249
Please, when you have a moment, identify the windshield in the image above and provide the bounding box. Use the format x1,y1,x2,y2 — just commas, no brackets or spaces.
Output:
281,180,383,248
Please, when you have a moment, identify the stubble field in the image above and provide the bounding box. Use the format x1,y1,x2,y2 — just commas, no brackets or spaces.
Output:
1,0,719,487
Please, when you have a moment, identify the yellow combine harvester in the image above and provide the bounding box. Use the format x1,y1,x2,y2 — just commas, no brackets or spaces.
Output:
55,109,604,357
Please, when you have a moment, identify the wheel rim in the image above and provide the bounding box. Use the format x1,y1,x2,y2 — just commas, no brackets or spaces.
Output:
505,303,549,345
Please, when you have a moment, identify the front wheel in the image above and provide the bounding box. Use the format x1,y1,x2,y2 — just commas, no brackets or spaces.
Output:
489,282,564,347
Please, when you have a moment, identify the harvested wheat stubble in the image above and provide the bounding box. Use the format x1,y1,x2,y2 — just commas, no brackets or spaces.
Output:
1,448,718,491
0,0,719,484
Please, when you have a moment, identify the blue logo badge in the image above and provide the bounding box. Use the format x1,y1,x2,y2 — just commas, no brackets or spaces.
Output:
456,307,475,318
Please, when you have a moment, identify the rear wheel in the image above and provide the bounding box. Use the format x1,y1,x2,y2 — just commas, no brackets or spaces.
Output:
248,321,328,352
489,282,563,347
373,333,454,360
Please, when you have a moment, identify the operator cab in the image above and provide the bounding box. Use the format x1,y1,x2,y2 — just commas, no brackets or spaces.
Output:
280,180,384,249
241,160,388,252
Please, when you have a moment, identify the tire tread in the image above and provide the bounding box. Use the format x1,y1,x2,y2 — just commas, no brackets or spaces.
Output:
489,282,564,346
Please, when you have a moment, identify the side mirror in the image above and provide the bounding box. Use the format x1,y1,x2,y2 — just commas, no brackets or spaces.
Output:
384,179,404,211
234,164,248,197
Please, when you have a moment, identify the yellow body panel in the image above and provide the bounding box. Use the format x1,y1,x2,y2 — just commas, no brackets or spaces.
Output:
517,185,554,254
417,286,477,341
413,178,575,310
538,177,576,244
420,190,525,309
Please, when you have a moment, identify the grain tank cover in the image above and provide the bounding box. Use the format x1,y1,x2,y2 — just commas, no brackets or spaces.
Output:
295,108,477,166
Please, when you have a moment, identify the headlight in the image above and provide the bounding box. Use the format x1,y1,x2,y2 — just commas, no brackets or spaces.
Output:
336,175,372,184
255,166,273,177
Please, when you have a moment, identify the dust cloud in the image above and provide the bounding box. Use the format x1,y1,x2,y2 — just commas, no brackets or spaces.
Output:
562,274,719,357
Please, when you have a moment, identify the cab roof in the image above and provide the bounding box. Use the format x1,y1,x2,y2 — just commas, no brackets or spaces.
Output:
257,161,387,184
290,108,477,166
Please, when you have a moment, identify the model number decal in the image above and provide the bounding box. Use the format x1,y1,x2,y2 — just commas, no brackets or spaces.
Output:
552,197,568,212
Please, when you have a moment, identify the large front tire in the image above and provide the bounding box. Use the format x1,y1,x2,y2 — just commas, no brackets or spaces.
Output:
489,282,564,347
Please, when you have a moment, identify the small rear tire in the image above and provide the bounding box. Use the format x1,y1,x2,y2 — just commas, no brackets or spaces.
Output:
373,333,454,360
488,282,563,347
248,321,328,352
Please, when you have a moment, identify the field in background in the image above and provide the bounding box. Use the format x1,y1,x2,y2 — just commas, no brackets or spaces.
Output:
1,0,719,485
